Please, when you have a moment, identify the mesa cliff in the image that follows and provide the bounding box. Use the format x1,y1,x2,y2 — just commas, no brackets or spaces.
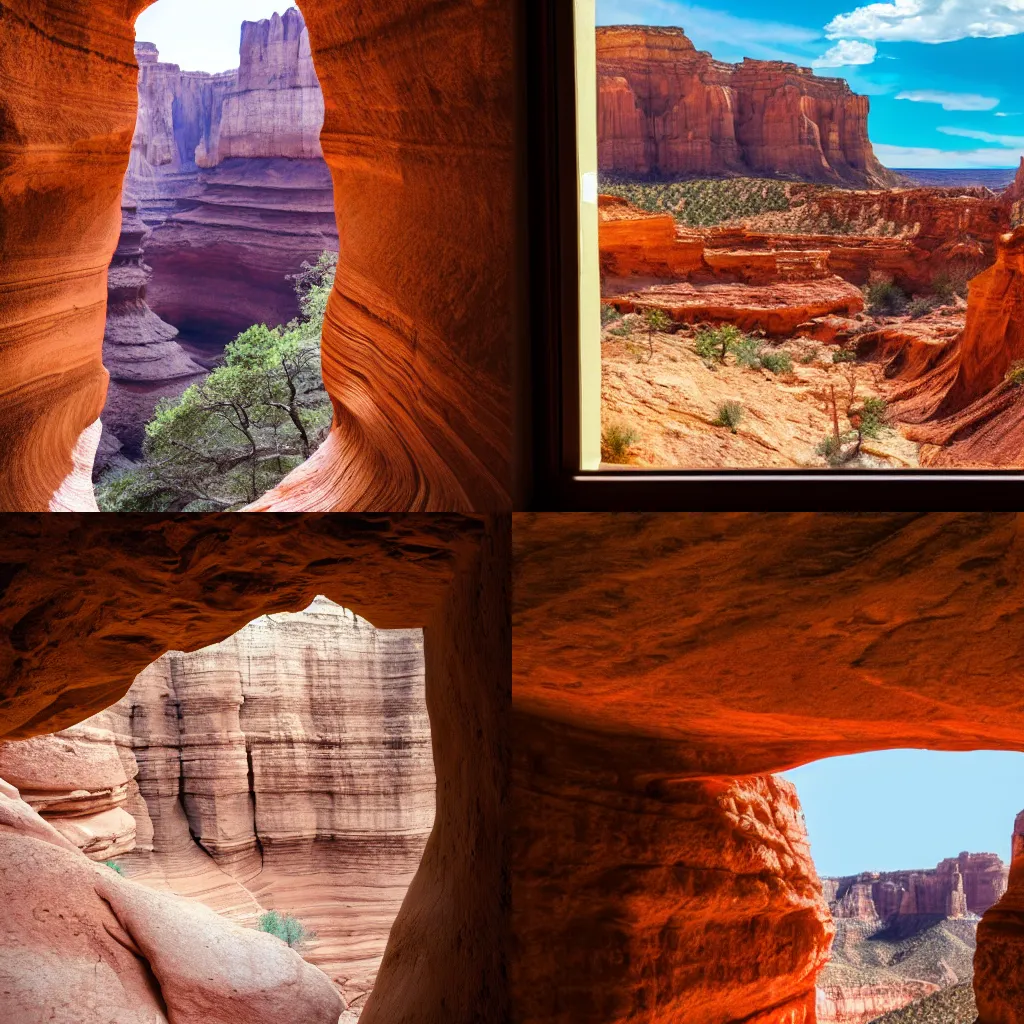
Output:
0,596,434,1013
128,8,338,344
597,26,900,187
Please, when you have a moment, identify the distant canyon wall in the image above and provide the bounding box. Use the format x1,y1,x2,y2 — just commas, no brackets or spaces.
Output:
126,7,338,343
0,597,433,1013
597,25,900,188
824,853,1008,922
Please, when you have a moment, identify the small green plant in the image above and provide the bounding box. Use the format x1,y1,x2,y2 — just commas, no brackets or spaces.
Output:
694,324,745,365
864,273,908,316
816,432,851,466
1006,360,1024,387
601,421,640,463
258,910,315,949
731,335,764,368
832,348,857,363
104,860,125,876
601,304,623,326
643,308,673,334
759,349,794,374
858,395,888,438
799,349,817,364
713,401,744,432
907,296,936,319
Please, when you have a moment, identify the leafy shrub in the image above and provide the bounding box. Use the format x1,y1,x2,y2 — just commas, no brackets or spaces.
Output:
865,273,908,316
695,324,745,364
859,396,888,438
601,304,623,326
731,335,764,368
832,348,857,363
258,910,314,949
608,323,632,337
907,296,936,319
643,308,673,334
816,432,848,466
1006,360,1024,387
713,401,744,432
601,421,640,463
759,349,794,374
104,860,125,876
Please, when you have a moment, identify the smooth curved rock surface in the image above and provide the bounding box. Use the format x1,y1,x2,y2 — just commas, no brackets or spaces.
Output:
0,1,512,510
512,513,1024,1024
0,778,343,1024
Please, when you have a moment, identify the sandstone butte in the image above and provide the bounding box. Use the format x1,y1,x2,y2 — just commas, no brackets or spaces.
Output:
0,0,511,512
512,513,1024,1024
597,26,900,187
0,597,435,1013
130,11,339,344
0,514,508,1024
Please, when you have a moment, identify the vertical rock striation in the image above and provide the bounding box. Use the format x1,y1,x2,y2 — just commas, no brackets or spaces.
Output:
127,10,339,345
0,597,434,1011
597,25,900,187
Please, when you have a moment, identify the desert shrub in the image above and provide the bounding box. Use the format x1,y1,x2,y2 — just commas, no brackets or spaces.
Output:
731,335,764,368
104,860,125,875
1006,360,1024,387
799,349,817,364
907,296,936,319
643,308,673,334
832,347,857,363
601,421,640,462
608,323,632,337
694,324,745,364
859,395,888,438
865,273,907,315
816,432,850,466
759,349,793,374
258,910,315,949
713,401,744,432
932,263,982,302
601,304,623,326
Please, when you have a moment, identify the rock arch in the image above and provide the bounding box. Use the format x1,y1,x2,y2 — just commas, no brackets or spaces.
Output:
512,512,1024,1024
0,513,509,1023
0,1,512,510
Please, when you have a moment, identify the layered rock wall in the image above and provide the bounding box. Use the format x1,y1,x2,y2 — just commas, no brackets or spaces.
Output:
597,26,899,187
825,854,1007,922
0,596,434,1010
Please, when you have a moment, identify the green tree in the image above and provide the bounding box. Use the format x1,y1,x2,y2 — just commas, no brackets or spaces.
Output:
258,910,315,949
97,253,337,511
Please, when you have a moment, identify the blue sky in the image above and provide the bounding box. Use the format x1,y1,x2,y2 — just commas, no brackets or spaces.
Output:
597,0,1024,167
782,749,1024,877
135,1,293,74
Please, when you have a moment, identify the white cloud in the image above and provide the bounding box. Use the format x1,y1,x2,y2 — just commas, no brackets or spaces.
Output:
995,112,1022,117
938,126,1024,145
895,89,1000,111
874,142,1024,168
826,0,1024,45
812,39,878,67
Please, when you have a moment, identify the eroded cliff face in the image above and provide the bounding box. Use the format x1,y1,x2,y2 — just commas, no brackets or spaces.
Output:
97,199,205,473
597,26,900,187
129,9,338,344
0,597,433,1012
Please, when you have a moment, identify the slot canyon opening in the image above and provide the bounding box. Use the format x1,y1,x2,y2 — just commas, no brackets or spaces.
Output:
0,595,435,1021
97,1,339,508
780,748,1024,1024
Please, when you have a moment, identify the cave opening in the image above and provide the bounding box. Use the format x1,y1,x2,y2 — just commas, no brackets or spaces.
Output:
780,748,1024,1024
0,594,436,1022
96,0,340,504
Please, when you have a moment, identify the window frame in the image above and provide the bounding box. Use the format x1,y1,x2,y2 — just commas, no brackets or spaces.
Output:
524,0,1024,510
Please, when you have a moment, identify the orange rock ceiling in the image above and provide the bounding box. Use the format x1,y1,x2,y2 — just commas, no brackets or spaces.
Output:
512,512,1024,1024
0,0,512,511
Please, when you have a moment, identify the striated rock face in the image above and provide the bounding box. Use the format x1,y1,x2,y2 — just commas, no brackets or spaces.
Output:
0,0,512,511
975,811,1024,1023
512,513,1024,1024
0,776,344,1024
97,199,205,472
816,981,940,1024
597,26,899,187
0,597,434,1009
128,13,338,345
824,854,1008,922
